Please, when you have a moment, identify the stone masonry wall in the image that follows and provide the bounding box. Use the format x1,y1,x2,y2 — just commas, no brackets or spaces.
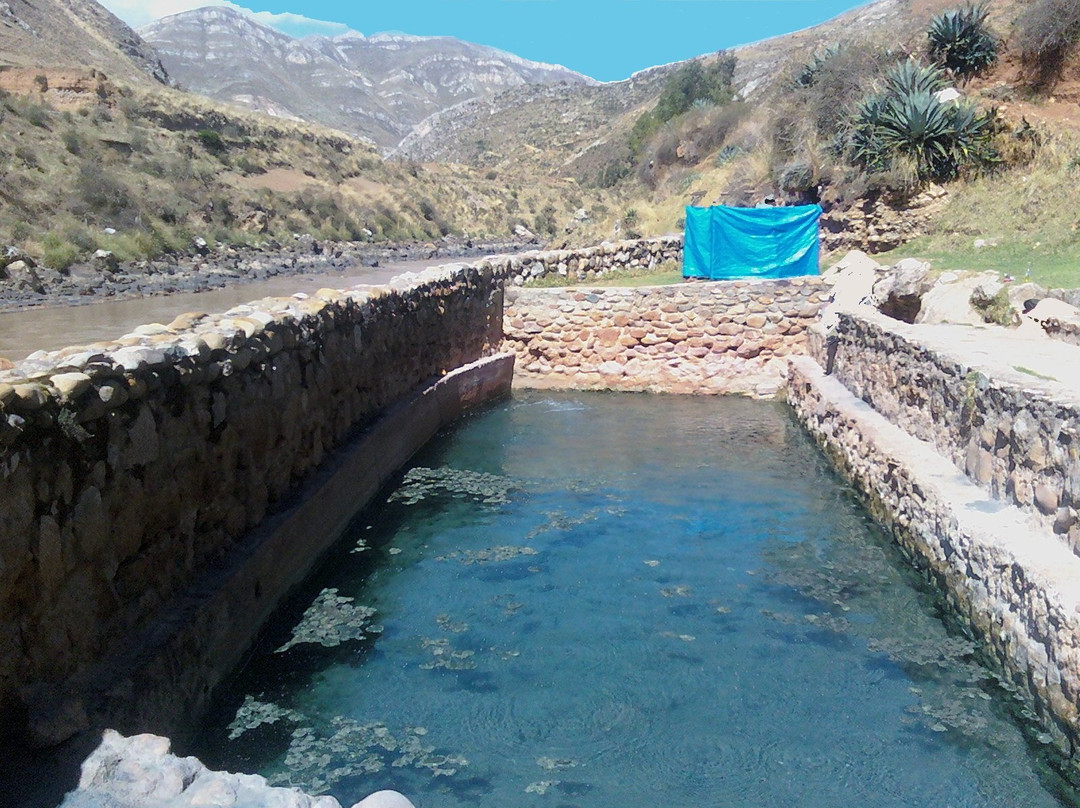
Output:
0,265,504,741
788,358,1080,762
503,278,830,397
821,310,1080,553
492,235,682,287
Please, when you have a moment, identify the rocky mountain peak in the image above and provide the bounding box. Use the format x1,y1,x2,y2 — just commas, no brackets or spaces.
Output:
139,5,596,150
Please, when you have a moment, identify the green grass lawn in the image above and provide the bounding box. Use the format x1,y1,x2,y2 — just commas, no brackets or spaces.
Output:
877,237,1080,289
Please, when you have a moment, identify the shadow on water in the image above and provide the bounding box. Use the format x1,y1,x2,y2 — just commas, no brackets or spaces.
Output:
1,731,97,808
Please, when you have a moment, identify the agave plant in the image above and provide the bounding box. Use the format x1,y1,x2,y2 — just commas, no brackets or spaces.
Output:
849,94,892,173
928,4,999,79
877,90,960,177
884,60,949,96
850,69,997,181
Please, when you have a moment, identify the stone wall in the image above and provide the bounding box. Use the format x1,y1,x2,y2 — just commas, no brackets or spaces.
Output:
788,357,1080,762
488,235,682,287
503,278,830,397
0,265,507,743
820,309,1080,551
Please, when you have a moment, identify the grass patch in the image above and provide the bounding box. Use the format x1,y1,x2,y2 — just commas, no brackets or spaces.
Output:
878,237,1080,289
1014,365,1058,382
876,133,1080,290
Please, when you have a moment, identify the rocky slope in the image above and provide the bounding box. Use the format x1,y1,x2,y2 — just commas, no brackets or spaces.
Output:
0,0,169,84
394,0,976,179
139,6,595,149
393,65,673,179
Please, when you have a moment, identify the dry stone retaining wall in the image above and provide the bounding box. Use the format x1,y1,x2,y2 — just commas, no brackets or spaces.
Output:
0,265,505,743
492,235,682,286
503,278,830,397
820,310,1080,552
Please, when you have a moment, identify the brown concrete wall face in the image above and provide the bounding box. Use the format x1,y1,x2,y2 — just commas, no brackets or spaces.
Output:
503,278,830,397
0,265,504,738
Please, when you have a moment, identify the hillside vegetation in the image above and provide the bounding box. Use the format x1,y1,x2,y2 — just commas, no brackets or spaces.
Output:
0,72,610,271
558,0,1080,289
393,0,1080,289
8,0,1080,287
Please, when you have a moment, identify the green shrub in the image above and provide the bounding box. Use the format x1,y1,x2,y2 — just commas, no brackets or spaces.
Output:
14,144,39,168
72,161,137,224
1014,0,1080,88
61,129,82,155
629,51,737,158
41,232,83,270
197,129,227,154
795,45,843,88
597,160,630,188
928,4,998,79
534,204,558,236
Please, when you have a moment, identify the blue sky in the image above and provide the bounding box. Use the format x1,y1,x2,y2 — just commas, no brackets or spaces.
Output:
103,0,874,82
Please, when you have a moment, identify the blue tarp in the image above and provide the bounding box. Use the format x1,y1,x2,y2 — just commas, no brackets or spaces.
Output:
682,204,822,280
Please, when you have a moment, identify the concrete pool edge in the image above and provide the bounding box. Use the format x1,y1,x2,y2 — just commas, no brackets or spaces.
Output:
788,356,1080,763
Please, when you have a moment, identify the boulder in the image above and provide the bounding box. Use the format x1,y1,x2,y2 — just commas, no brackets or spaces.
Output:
240,209,269,233
351,791,417,808
821,250,884,328
1026,297,1080,344
6,260,45,293
91,249,119,273
62,730,343,808
916,271,1010,326
1027,298,1080,322
872,260,933,323
822,249,882,280
0,245,35,274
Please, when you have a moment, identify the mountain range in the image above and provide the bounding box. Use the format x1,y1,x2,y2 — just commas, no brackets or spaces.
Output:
138,6,595,149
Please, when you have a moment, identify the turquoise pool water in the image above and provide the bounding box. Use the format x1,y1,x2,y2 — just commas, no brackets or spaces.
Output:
193,392,1074,808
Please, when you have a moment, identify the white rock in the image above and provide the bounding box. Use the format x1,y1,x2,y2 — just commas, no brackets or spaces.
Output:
821,250,883,328
893,257,932,274
823,249,882,279
350,791,416,808
51,372,92,400
916,271,1003,326
1028,298,1080,323
111,346,166,372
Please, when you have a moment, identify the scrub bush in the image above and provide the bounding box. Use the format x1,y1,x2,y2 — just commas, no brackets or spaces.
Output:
1014,0,1080,88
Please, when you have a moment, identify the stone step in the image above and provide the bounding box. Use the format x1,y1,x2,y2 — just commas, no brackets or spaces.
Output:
815,307,1080,553
788,355,1080,758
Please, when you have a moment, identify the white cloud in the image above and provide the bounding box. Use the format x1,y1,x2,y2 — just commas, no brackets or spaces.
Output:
100,0,356,38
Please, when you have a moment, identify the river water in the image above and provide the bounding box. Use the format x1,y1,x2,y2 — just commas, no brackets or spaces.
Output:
192,392,1075,808
0,259,438,362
